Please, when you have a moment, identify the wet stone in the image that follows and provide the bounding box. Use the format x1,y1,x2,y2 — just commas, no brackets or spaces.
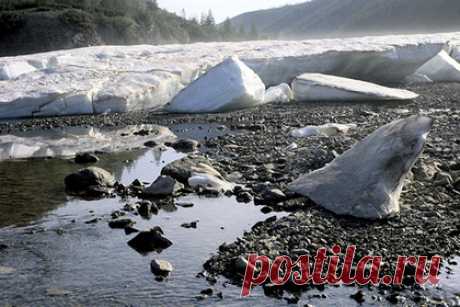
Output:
181,220,199,229
128,227,173,254
108,218,135,229
150,259,173,276
75,153,99,164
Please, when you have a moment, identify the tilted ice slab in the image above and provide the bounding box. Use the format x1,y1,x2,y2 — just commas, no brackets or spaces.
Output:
165,57,265,113
411,50,460,82
1,32,460,118
292,73,419,101
0,124,176,161
288,115,432,219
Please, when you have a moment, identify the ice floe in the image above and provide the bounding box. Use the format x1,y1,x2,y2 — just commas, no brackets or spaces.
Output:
0,32,459,118
0,125,176,161
410,50,460,82
165,57,265,113
290,123,357,138
292,73,419,102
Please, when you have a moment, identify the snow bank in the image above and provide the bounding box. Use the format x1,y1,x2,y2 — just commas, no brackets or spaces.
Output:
292,73,419,102
0,125,176,161
166,57,265,113
0,32,459,118
264,83,293,103
290,123,357,138
0,61,37,80
411,50,460,82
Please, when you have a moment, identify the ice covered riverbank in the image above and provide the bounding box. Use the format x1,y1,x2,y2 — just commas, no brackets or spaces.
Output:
1,32,460,119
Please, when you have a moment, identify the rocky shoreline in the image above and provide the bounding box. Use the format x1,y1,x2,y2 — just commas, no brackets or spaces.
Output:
1,82,460,305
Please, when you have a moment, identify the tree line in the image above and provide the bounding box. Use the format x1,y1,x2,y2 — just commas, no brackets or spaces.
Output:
0,0,260,43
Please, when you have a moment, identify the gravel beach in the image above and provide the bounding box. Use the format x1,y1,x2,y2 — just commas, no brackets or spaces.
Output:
1,82,460,305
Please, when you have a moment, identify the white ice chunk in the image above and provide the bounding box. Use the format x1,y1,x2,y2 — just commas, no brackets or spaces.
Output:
93,71,183,114
0,61,37,80
188,173,235,192
411,50,460,82
288,115,432,219
292,73,419,102
166,56,265,113
290,123,357,138
264,83,293,103
0,125,176,161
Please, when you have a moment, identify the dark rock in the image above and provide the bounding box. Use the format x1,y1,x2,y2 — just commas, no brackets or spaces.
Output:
65,167,115,192
285,296,300,304
261,188,287,204
144,140,158,148
111,210,125,219
236,192,252,203
129,179,144,191
175,202,194,208
124,226,139,235
261,206,273,214
170,138,199,152
350,290,366,303
128,227,173,254
200,288,213,296
434,172,453,186
138,201,154,219
75,153,99,164
108,218,135,229
144,176,184,197
181,220,199,229
85,218,99,224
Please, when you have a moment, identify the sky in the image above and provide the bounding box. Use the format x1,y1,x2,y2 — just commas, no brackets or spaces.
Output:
157,0,306,23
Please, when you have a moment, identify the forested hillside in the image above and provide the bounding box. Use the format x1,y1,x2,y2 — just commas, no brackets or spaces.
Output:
0,0,256,56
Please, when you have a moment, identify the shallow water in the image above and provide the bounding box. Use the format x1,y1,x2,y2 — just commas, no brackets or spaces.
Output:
0,124,459,306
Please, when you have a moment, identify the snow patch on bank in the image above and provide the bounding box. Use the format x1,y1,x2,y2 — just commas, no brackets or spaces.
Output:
0,32,460,118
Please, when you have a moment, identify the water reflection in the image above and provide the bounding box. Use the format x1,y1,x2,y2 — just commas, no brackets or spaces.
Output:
0,148,180,228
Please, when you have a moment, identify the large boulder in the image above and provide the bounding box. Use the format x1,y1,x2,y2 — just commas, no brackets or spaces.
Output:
188,173,234,192
292,73,419,102
411,50,460,82
128,227,173,254
165,56,265,113
161,156,224,184
288,115,433,219
144,175,184,197
64,167,115,192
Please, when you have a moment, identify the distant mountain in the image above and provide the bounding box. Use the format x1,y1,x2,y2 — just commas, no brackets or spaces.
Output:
230,0,460,39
